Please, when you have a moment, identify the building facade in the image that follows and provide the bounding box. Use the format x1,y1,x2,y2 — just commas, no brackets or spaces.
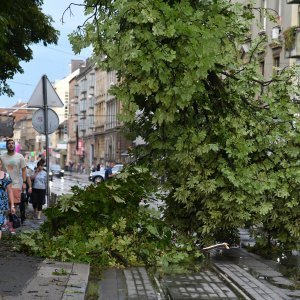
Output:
67,59,132,172
238,0,300,77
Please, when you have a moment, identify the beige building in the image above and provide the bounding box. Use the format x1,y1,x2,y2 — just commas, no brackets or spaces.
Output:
52,60,84,167
68,59,131,172
238,0,300,76
0,103,37,161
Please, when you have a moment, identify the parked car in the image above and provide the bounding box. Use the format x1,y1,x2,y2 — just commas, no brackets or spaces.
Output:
89,164,123,183
49,164,64,180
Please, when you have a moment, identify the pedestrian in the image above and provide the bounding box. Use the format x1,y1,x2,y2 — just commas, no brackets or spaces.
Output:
30,159,46,220
0,158,15,240
26,168,34,206
19,168,33,224
69,160,74,173
105,161,116,180
0,139,27,217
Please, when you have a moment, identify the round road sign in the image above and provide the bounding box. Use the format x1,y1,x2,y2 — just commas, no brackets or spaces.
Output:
32,108,59,134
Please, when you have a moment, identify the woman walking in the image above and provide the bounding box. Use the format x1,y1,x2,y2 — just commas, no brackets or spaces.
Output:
30,159,46,220
0,158,15,240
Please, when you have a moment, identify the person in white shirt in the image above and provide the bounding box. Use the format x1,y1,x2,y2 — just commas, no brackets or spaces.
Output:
30,159,46,220
0,139,28,215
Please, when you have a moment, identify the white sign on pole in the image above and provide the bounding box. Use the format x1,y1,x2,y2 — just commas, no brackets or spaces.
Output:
32,108,59,134
28,76,64,108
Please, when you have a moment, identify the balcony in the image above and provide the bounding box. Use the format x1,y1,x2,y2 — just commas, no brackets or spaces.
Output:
269,26,282,49
284,26,300,58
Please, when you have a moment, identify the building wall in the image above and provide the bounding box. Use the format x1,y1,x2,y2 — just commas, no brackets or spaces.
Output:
67,75,79,169
67,60,132,171
238,1,299,79
52,60,84,167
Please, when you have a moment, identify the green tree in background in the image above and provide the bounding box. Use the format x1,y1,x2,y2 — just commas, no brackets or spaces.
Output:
0,0,58,96
69,0,300,248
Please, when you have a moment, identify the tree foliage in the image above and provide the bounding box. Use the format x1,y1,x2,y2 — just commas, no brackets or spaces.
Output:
69,0,300,248
0,0,58,96
19,166,202,269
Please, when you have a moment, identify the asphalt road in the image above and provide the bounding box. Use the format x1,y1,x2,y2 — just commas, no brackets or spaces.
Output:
0,239,44,297
49,172,90,196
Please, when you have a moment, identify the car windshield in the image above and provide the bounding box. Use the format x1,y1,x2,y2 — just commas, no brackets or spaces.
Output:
51,164,61,171
26,162,36,171
112,165,123,172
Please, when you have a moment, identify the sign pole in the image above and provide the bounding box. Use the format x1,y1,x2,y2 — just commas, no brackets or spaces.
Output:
28,74,64,207
42,75,50,204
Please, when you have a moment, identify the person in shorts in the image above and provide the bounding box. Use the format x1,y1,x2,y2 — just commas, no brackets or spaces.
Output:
0,139,28,215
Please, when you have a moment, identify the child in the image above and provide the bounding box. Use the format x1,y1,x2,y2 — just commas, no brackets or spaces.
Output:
0,158,15,239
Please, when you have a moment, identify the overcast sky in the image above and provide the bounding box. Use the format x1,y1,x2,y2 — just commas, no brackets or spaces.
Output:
1,0,92,108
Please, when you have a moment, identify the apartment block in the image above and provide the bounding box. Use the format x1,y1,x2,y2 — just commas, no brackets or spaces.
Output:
66,59,132,171
238,0,300,77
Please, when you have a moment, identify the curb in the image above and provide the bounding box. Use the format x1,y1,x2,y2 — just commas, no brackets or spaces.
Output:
211,264,252,300
62,263,90,299
14,259,90,300
3,206,90,300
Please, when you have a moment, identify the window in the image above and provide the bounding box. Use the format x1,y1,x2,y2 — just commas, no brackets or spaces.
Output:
273,56,281,75
79,79,87,93
260,61,265,76
75,85,79,97
107,70,117,87
260,61,265,94
88,73,95,88
273,56,280,68
89,96,94,108
79,99,87,112
83,79,87,91
79,119,86,131
106,101,117,130
88,115,94,128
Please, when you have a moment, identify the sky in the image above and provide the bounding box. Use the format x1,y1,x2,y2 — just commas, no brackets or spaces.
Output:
1,0,92,108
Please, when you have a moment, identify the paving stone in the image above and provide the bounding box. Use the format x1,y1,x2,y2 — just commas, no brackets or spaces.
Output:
270,276,294,287
214,262,290,300
162,270,239,299
124,267,159,300
98,268,127,300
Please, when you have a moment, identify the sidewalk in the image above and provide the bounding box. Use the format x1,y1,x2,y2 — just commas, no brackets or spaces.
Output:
2,202,300,299
0,209,89,300
98,239,300,300
64,171,88,181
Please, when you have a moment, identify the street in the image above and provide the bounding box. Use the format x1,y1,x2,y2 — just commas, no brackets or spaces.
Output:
49,171,90,196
